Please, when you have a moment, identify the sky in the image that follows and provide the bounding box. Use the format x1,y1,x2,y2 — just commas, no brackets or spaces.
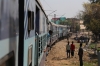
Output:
40,0,89,20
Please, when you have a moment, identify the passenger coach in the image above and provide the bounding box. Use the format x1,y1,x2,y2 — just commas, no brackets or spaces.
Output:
0,0,68,66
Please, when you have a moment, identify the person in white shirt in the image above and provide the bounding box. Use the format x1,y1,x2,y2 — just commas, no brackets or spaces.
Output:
66,41,70,58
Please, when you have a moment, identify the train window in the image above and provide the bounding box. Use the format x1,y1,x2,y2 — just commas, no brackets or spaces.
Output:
28,11,34,36
28,46,32,66
0,52,14,66
28,11,31,36
32,12,34,30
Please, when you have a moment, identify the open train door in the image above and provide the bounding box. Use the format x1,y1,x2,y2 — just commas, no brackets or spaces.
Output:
34,5,40,66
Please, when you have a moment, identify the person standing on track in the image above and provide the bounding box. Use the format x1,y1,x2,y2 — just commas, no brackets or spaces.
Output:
78,43,83,66
66,41,70,58
70,41,75,58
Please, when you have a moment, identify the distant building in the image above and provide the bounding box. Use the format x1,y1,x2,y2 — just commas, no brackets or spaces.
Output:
51,18,59,22
59,17,66,21
79,20,88,35
80,20,86,31
51,17,66,24
51,18,60,24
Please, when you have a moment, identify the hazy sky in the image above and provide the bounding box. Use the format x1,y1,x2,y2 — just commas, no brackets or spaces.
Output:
40,0,89,20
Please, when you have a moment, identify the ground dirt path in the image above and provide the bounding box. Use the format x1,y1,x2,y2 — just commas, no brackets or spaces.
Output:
45,35,92,66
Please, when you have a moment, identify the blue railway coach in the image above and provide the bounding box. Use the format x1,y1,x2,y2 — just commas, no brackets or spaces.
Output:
24,0,49,66
0,0,68,66
0,0,48,66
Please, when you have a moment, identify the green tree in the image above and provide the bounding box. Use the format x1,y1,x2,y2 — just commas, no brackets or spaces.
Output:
59,20,66,25
82,2,100,42
76,11,83,20
75,23,80,31
90,0,100,3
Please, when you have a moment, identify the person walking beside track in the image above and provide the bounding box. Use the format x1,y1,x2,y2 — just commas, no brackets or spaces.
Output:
70,41,75,58
66,41,70,58
78,43,83,66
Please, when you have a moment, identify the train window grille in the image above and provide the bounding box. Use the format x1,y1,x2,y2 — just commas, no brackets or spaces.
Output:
38,37,41,58
41,44,42,53
42,38,45,49
38,34,47,58
38,43,40,58
42,36,44,47
44,35,46,47
38,37,43,58
39,38,41,47
41,37,42,53
28,46,32,66
38,35,46,58
38,50,40,58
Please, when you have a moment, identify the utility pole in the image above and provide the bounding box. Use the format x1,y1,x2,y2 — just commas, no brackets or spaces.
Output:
47,10,57,21
48,10,57,16
54,14,56,23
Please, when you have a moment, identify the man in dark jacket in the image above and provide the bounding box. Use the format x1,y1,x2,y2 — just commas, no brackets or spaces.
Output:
78,43,83,66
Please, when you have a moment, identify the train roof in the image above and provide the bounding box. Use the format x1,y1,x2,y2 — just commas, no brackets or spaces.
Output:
28,0,48,20
36,0,48,20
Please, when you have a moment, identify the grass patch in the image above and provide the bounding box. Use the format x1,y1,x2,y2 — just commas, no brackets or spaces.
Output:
89,43,100,51
71,62,97,66
89,43,95,49
97,47,100,51
84,62,95,66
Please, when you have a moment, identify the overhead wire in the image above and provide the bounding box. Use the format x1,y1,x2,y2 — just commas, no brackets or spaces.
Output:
43,0,53,10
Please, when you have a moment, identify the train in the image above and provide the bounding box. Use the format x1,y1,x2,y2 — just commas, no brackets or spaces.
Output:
0,0,69,66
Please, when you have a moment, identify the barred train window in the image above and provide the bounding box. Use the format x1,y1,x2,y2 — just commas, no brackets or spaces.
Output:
28,11,34,36
28,46,32,66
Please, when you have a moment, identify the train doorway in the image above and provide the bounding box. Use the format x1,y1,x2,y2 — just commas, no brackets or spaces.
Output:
35,5,40,66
